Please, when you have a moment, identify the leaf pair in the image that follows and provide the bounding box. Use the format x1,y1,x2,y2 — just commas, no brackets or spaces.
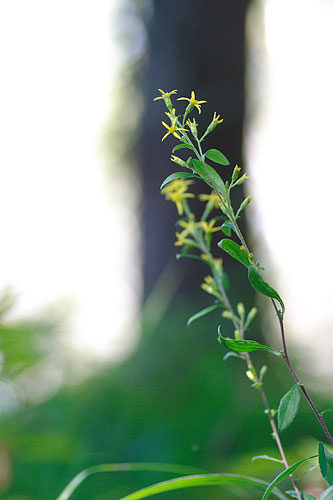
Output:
219,238,285,314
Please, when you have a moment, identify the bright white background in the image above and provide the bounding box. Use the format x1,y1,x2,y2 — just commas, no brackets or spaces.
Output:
246,0,333,385
0,0,142,373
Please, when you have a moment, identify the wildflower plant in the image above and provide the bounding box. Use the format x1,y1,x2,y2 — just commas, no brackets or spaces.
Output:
152,89,333,500
54,90,333,500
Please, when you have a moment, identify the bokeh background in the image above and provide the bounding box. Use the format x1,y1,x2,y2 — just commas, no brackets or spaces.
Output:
0,1,332,499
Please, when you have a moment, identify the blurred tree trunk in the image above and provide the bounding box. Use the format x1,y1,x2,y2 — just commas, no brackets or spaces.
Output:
140,0,251,296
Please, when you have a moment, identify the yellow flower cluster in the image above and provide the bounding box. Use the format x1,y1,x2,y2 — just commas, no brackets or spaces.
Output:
199,191,220,209
161,179,194,215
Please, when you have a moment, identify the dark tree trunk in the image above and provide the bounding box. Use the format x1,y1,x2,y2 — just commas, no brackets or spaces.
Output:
139,0,251,296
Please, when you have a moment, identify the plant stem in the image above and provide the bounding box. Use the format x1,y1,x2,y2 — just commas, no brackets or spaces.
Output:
271,299,333,446
258,385,302,500
184,218,301,499
236,327,302,500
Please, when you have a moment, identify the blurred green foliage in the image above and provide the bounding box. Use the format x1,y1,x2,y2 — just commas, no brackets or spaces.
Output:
0,271,328,500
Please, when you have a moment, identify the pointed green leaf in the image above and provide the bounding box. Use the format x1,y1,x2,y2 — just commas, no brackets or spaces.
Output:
176,253,204,262
187,304,221,327
318,485,333,499
319,442,333,485
55,463,204,500
223,352,243,361
192,159,227,196
248,265,285,314
262,456,317,500
218,238,251,268
205,148,230,165
117,473,289,500
218,336,281,356
172,143,196,153
160,172,199,190
277,385,300,432
251,455,283,464
221,220,235,236
321,409,333,417
285,491,316,500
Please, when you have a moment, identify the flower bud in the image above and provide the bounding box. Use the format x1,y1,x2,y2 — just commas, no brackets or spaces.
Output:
186,118,198,138
246,307,257,324
246,370,256,382
234,329,242,340
233,173,249,187
231,165,241,184
259,365,267,381
237,196,252,215
237,302,245,320
170,155,187,168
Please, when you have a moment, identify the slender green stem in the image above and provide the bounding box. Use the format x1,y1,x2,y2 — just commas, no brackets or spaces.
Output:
237,326,301,500
271,300,333,446
257,386,302,500
212,178,333,444
179,209,301,499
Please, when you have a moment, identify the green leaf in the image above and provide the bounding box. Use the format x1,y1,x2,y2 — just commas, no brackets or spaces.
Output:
318,485,333,499
192,159,227,196
117,473,290,500
221,220,235,236
223,352,243,361
251,455,283,464
187,304,221,327
160,172,199,190
172,143,196,153
262,456,317,500
319,442,333,485
248,265,285,314
285,491,316,500
277,385,300,432
205,148,230,165
176,253,204,263
218,335,281,357
218,238,251,268
321,409,333,417
55,463,204,500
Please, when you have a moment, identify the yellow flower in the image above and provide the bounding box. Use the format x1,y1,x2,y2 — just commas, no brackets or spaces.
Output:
199,219,221,233
170,155,187,168
202,112,224,137
212,111,223,124
174,232,194,247
201,275,217,295
201,253,210,261
153,89,178,101
161,117,188,141
203,275,213,284
177,91,207,114
199,191,220,209
186,118,198,136
161,179,193,196
164,190,195,215
165,108,177,119
214,258,223,273
177,218,200,238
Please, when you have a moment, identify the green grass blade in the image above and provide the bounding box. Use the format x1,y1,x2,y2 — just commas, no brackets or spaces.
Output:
116,473,290,500
55,463,204,500
262,455,317,500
